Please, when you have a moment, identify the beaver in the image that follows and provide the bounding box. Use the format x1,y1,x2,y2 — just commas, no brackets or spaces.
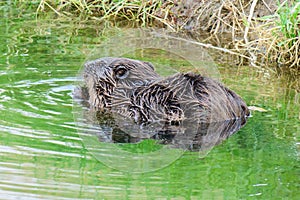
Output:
78,57,250,125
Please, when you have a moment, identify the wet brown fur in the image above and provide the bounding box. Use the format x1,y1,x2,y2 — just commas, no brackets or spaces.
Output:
79,57,249,124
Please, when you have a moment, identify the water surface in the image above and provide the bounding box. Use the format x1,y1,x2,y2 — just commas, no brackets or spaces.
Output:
0,4,299,200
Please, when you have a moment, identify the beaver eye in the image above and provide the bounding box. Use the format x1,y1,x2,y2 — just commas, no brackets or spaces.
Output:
115,65,129,79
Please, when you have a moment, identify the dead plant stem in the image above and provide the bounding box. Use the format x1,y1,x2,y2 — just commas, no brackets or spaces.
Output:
244,0,258,67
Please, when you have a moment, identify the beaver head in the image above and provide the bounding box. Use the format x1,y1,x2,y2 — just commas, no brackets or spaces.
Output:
83,57,161,109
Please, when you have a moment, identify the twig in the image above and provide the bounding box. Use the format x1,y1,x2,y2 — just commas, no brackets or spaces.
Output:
43,1,63,16
213,2,224,34
147,13,176,31
244,0,258,67
160,34,255,61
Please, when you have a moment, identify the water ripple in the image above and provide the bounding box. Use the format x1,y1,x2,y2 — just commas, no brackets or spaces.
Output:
9,108,53,119
0,124,50,139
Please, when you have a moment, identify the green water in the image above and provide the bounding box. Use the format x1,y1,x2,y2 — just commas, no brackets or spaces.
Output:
0,4,299,200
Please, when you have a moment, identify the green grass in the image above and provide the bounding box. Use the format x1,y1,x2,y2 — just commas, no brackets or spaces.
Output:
270,0,300,67
277,1,300,45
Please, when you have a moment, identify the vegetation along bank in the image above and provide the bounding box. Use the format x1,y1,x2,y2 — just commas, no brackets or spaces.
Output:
16,0,300,70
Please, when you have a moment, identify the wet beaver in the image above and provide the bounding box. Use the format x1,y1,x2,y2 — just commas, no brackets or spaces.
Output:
78,57,249,124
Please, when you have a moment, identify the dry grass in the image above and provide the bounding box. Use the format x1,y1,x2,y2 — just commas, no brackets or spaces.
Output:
156,0,299,69
232,1,300,69
15,0,300,70
35,0,163,26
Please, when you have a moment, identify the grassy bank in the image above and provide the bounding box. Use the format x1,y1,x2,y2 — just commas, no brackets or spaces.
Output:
12,0,300,70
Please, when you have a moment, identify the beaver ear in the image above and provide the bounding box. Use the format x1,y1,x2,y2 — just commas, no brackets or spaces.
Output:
143,61,155,70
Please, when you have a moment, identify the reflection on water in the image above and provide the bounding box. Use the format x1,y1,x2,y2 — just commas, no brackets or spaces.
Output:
77,109,248,152
0,5,299,200
73,104,248,173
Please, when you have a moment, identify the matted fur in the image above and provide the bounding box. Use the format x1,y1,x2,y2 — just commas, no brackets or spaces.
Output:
78,57,249,124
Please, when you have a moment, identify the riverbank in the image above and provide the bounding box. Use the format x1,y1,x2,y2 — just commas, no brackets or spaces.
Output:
9,0,300,70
